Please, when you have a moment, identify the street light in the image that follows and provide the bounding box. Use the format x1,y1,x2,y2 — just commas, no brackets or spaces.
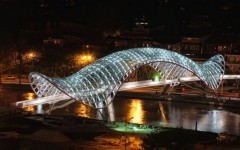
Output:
23,50,39,62
28,52,34,59
81,54,92,63
75,53,95,67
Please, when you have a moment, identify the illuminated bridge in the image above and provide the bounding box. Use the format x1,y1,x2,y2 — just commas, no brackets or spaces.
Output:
16,48,227,112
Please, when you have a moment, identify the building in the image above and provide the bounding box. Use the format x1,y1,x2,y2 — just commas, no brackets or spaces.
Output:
105,16,162,51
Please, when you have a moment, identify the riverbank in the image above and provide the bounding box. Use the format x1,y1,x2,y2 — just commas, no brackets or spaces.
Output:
1,114,240,150
0,114,145,149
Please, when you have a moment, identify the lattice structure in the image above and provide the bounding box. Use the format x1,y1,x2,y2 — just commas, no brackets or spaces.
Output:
29,48,225,108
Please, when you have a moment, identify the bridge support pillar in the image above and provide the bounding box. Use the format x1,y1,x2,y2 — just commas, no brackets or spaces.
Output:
36,105,43,114
106,97,115,122
161,84,170,95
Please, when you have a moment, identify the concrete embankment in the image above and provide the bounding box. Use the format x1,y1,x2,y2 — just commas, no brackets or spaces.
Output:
117,91,165,100
171,93,240,108
0,83,31,91
117,91,240,109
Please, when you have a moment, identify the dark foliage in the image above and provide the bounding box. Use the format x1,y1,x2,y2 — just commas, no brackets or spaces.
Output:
142,128,217,150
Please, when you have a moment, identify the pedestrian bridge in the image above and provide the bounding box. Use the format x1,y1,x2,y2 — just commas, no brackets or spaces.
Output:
16,47,232,112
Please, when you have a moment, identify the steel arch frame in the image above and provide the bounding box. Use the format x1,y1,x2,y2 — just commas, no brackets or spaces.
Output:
29,48,225,108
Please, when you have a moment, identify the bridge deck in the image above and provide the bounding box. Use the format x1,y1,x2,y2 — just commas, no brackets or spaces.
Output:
15,75,240,108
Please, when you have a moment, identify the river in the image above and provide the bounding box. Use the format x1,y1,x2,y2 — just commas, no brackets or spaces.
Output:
1,89,240,135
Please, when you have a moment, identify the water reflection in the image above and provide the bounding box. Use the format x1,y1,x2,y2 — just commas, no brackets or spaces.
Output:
75,103,91,118
51,101,101,119
1,89,240,135
22,92,36,100
197,110,240,134
22,92,36,112
159,103,167,124
24,106,35,112
128,99,144,124
157,102,240,135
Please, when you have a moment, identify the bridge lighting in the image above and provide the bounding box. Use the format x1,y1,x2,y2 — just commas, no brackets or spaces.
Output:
153,72,161,81
16,48,225,112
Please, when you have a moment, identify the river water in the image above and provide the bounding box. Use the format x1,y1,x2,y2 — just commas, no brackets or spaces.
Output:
1,89,240,135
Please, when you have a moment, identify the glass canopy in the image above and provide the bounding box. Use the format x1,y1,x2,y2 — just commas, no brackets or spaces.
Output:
29,48,225,108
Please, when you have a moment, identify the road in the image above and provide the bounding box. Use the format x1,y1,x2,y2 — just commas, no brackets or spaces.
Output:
125,84,240,98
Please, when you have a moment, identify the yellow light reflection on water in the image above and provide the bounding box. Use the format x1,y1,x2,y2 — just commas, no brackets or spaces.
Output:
75,103,91,118
22,92,36,112
159,103,168,124
23,93,35,100
24,106,35,112
128,99,144,124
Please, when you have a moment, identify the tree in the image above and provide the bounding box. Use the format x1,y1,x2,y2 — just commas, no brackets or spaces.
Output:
0,47,18,84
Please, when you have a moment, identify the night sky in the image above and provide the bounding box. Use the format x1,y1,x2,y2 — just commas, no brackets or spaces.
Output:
0,0,240,33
